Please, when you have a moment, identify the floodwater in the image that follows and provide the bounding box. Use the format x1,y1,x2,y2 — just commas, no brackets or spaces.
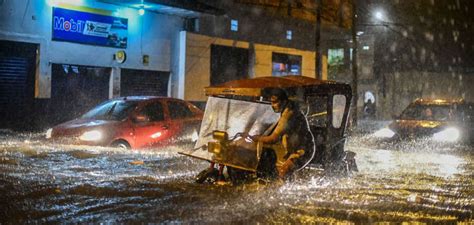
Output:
0,130,472,224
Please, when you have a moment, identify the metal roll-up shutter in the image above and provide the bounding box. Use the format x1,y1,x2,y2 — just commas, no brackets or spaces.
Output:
0,40,36,129
0,56,28,109
50,64,111,124
120,69,169,97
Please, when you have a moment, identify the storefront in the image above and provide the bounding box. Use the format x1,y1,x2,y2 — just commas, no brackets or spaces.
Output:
0,0,199,129
0,40,37,128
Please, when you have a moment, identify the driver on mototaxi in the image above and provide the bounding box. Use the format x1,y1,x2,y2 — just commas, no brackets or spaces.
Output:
246,88,314,179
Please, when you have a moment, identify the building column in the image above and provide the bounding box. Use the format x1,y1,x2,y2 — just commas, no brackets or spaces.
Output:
110,67,121,98
172,31,187,99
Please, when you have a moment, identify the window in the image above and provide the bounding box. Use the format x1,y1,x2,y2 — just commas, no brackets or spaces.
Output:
462,104,474,122
231,19,238,31
140,102,165,122
168,101,194,119
305,96,328,127
109,101,139,121
272,53,302,76
400,105,450,121
286,30,292,40
81,100,115,120
332,95,346,128
328,48,344,66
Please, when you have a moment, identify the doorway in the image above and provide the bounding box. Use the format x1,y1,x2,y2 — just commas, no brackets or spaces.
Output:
120,69,169,97
0,40,37,129
210,44,249,86
51,64,111,123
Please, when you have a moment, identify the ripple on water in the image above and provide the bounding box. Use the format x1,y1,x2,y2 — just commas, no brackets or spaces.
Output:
68,150,99,159
0,157,19,165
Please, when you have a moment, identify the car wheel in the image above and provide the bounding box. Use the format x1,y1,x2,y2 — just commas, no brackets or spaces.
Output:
111,140,131,149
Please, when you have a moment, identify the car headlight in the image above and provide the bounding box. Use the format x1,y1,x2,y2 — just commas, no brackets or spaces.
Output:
79,130,103,141
373,128,395,138
432,127,460,142
45,128,52,139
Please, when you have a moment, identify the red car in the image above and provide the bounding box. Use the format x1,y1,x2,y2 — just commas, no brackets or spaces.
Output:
45,96,203,149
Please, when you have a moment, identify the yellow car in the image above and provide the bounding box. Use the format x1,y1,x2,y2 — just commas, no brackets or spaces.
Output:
373,98,474,143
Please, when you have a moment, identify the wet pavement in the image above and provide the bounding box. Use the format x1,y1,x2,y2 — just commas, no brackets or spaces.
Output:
0,130,472,224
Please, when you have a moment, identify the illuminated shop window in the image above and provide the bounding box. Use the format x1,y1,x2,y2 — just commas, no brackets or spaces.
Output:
328,48,344,66
272,53,302,76
231,19,238,31
286,30,292,40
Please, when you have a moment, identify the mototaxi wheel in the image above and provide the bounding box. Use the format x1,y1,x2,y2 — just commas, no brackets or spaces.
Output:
195,168,219,184
227,167,254,185
256,149,278,181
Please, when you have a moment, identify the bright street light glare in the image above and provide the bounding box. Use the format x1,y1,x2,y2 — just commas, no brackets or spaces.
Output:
374,10,384,21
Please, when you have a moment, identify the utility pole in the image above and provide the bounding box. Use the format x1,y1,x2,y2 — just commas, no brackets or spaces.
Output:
315,0,322,79
351,0,359,127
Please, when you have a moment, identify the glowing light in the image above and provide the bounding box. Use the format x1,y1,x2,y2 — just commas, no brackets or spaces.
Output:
373,128,395,138
138,8,145,16
151,132,162,139
432,127,460,142
79,130,103,141
374,10,384,21
45,128,52,139
191,130,199,142
47,0,84,7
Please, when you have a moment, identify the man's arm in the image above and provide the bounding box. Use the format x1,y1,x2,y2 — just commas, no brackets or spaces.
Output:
252,110,291,144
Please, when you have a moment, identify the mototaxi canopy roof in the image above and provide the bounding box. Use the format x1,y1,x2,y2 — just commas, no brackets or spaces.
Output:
205,76,352,101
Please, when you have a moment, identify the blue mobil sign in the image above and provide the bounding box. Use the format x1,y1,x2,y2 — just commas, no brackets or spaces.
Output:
52,7,128,48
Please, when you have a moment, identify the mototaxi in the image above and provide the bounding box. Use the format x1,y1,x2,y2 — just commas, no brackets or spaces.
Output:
179,76,357,184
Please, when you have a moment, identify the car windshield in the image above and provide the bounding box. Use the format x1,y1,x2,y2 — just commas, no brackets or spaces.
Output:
81,100,139,121
400,104,452,121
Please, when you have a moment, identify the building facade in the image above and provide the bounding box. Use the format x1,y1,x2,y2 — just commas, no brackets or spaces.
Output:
0,0,351,130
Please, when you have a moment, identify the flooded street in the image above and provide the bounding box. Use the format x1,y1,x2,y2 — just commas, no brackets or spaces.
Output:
0,130,472,224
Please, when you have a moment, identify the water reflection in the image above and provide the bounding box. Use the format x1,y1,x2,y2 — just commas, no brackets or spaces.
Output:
0,131,472,223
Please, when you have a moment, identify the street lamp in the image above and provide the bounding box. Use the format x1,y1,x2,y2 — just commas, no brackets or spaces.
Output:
138,8,145,16
374,10,384,21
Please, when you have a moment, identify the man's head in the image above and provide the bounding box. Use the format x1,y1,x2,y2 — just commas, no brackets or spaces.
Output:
269,88,288,113
425,108,433,117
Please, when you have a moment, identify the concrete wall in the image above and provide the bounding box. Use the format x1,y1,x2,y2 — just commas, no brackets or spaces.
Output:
182,32,324,101
0,0,183,98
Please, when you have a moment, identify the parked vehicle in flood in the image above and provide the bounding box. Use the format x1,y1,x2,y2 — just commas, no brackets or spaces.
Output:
46,96,203,149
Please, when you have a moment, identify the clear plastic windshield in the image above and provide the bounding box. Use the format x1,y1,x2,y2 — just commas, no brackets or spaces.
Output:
196,97,279,149
182,97,279,162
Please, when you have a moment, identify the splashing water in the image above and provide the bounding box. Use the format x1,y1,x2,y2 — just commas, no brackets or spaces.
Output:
0,130,472,223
